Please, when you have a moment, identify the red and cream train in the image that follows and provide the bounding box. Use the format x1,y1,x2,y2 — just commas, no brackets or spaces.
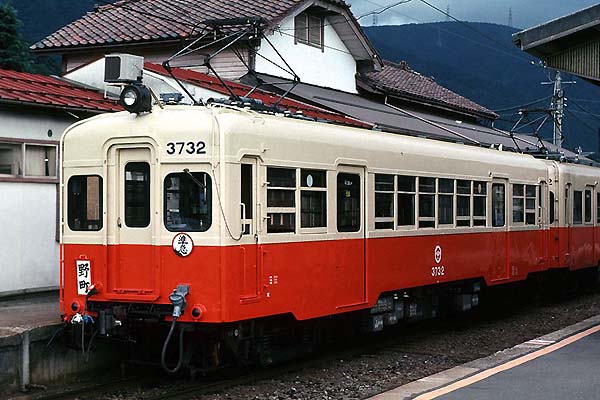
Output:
61,103,600,369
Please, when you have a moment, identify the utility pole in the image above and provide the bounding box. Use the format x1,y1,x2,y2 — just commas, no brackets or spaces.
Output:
552,71,565,148
508,7,513,28
541,71,575,148
446,5,450,22
372,14,378,27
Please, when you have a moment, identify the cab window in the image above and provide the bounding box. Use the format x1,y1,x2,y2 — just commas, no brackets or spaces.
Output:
164,172,212,232
67,175,103,231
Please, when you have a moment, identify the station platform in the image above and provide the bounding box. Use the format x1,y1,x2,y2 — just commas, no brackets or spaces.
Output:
371,315,600,400
0,292,60,340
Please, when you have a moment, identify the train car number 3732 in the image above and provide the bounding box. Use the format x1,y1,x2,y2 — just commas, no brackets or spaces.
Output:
166,141,207,155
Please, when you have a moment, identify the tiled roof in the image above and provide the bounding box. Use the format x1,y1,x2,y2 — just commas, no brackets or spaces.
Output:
361,61,498,120
0,69,121,112
32,0,348,51
144,62,371,128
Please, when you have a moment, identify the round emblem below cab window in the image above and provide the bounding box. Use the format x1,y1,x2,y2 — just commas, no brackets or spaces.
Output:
172,233,194,257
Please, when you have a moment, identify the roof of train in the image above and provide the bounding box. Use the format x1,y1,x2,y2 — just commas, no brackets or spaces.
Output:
63,105,556,175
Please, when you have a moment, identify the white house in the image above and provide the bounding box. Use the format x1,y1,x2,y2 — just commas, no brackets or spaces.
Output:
31,0,382,94
0,68,120,296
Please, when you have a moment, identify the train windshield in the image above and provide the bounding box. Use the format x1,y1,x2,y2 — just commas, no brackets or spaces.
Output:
164,172,212,232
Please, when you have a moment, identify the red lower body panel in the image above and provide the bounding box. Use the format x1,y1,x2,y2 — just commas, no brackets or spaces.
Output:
61,227,600,324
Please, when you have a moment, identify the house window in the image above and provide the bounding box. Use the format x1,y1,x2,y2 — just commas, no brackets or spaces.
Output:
294,12,324,49
0,141,58,179
0,143,21,175
25,144,57,177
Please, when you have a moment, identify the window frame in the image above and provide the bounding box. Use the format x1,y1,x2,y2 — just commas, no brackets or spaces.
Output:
584,188,593,225
0,138,59,183
266,167,297,234
300,169,327,232
337,172,361,233
163,171,213,233
573,189,583,225
374,174,395,230
294,11,325,50
67,174,103,232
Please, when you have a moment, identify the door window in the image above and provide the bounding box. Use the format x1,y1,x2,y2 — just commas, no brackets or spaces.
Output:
125,162,150,228
492,183,505,227
337,173,360,232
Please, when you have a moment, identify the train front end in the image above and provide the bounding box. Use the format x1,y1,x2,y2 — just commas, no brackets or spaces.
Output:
60,106,222,349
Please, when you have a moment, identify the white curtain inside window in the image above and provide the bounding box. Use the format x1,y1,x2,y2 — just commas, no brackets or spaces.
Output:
25,145,57,177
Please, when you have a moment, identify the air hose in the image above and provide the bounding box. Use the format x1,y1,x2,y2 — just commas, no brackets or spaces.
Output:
160,317,186,374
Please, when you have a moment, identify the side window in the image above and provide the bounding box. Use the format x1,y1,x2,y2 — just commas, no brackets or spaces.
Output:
241,164,253,235
512,184,524,223
597,192,600,224
573,190,583,225
525,185,537,225
438,179,454,226
456,180,471,227
492,183,505,227
68,175,103,231
375,174,394,230
164,172,212,232
418,177,436,228
549,191,555,224
337,173,360,232
301,169,327,228
397,175,416,227
473,181,487,226
267,167,296,233
125,162,150,228
585,189,592,224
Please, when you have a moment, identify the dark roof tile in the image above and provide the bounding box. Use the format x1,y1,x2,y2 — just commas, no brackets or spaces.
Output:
361,61,497,120
34,0,349,51
0,69,122,112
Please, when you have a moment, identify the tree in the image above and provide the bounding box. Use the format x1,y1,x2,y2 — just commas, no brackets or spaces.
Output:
0,4,31,72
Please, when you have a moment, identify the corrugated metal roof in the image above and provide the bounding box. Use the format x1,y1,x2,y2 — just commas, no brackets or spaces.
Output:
31,0,356,52
255,72,584,159
0,69,121,113
360,61,498,120
145,62,372,128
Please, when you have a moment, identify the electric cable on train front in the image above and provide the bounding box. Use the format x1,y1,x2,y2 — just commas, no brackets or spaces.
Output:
161,285,190,374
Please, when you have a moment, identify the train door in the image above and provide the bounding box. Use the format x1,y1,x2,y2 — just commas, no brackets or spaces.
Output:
106,146,159,300
335,166,367,307
584,185,595,266
565,183,573,266
547,164,560,266
240,158,259,300
538,181,548,267
491,179,509,281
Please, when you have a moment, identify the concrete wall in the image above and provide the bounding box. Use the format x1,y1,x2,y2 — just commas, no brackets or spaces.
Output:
256,13,358,93
0,109,78,295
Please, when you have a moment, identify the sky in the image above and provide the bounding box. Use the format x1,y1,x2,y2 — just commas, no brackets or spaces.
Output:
347,0,600,29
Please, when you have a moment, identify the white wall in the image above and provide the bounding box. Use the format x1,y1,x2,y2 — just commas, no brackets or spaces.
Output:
64,58,225,105
256,14,358,93
0,110,75,295
0,182,59,294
